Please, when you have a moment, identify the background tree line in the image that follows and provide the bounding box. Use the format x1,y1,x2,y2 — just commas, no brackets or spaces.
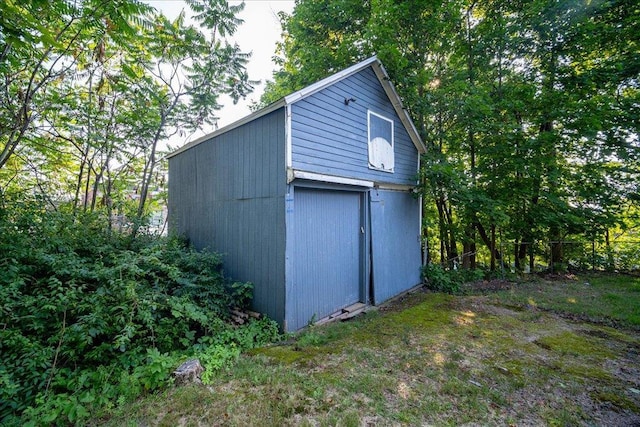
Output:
3,0,637,270
262,0,639,272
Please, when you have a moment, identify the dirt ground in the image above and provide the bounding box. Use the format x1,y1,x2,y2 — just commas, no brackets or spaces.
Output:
462,296,640,426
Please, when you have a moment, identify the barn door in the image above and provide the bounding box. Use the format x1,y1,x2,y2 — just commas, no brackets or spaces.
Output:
370,189,422,304
289,188,363,330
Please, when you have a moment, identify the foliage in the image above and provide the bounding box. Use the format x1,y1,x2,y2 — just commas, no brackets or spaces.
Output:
195,317,282,384
0,0,254,225
260,0,372,105
0,200,280,425
422,263,484,294
102,275,640,426
227,280,254,309
199,345,241,384
263,0,640,272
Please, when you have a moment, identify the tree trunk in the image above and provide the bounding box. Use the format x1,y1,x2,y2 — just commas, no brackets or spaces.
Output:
73,147,86,211
473,220,502,262
605,229,613,270
136,97,178,230
444,201,458,266
83,160,92,212
529,242,535,272
490,224,496,271
435,194,448,266
462,222,476,269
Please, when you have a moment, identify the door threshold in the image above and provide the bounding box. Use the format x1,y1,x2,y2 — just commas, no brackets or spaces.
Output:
314,302,374,326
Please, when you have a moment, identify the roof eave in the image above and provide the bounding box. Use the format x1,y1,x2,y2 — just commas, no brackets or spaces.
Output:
166,99,286,159
370,60,427,154
283,56,379,105
168,55,426,158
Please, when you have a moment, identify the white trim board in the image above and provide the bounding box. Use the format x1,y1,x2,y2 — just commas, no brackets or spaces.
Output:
291,170,374,188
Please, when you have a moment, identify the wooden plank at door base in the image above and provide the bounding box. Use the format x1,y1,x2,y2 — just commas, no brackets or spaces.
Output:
340,304,368,320
314,303,369,326
342,302,366,314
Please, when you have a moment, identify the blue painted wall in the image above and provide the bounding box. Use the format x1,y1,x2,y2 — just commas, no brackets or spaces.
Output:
168,109,288,325
290,67,419,185
285,186,365,331
370,189,422,303
169,62,423,332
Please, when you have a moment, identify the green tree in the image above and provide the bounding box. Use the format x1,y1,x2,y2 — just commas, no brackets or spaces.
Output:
131,0,255,221
261,0,372,105
1,0,255,229
0,0,151,172
263,0,640,271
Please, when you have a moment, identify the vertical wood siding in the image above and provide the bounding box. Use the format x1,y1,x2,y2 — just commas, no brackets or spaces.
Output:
290,67,418,185
168,109,287,325
170,62,424,331
287,187,363,331
370,189,422,303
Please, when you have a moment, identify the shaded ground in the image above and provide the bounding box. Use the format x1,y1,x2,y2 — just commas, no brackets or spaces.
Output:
100,274,640,426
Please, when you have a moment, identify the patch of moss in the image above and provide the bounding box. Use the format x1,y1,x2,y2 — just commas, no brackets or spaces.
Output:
578,326,640,346
559,363,614,382
498,360,525,377
380,293,455,330
534,331,615,359
490,357,557,389
591,391,640,412
581,326,640,345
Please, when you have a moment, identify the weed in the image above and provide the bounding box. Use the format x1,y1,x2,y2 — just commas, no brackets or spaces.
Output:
422,263,485,294
0,203,282,425
100,275,640,426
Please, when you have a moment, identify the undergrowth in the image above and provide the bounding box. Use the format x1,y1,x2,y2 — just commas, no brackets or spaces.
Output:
421,263,484,294
0,199,281,425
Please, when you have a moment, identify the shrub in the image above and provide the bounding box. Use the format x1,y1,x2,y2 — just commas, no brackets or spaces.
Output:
0,201,281,425
421,264,484,294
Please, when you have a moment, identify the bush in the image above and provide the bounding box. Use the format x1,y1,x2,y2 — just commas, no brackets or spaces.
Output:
421,264,484,294
0,201,281,425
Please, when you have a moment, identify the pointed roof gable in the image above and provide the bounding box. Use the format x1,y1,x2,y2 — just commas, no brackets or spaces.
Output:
169,56,425,158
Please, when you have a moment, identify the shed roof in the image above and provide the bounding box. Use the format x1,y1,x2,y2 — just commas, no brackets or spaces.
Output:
168,56,426,158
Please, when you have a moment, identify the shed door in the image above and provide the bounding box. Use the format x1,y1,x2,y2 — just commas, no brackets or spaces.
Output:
370,189,422,304
290,188,362,329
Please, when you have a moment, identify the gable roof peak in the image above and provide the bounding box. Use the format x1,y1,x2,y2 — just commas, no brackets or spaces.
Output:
283,55,425,154
168,56,425,158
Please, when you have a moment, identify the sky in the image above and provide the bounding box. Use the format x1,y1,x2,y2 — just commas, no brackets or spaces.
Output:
145,0,295,143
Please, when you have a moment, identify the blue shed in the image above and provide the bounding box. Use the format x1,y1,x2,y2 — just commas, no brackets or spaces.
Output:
168,56,426,331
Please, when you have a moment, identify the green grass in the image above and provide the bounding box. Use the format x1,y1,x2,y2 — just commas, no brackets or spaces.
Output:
489,273,640,328
97,273,640,426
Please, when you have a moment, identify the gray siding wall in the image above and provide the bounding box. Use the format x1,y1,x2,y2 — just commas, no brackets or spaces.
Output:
168,109,287,325
290,67,418,185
